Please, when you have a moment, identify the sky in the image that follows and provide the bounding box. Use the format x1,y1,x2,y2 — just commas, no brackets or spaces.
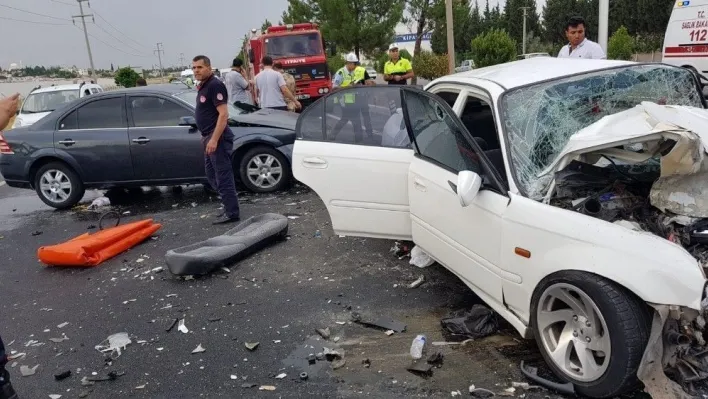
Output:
0,0,534,70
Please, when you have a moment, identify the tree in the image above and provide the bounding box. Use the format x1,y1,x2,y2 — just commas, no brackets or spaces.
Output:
471,29,517,68
281,0,319,24
430,0,472,55
608,26,634,60
282,0,405,59
327,53,346,74
502,0,541,53
412,50,448,80
261,19,273,32
404,0,437,84
114,67,141,88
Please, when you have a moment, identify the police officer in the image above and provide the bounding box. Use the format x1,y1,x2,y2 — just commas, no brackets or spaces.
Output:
192,55,241,225
384,43,414,85
331,52,374,142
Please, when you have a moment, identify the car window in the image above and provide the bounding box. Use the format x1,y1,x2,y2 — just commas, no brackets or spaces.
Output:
403,89,482,175
459,95,499,151
59,110,78,130
84,89,91,96
90,88,99,94
130,96,190,127
77,97,126,129
21,90,79,114
297,86,412,148
432,90,459,108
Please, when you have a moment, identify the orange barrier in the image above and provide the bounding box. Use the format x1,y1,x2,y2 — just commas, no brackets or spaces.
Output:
38,219,162,267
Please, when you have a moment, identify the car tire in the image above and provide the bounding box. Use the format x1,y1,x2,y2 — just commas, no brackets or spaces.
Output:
34,162,85,210
237,146,291,193
530,271,651,398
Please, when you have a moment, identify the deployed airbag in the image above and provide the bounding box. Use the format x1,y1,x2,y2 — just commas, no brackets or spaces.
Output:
165,213,288,276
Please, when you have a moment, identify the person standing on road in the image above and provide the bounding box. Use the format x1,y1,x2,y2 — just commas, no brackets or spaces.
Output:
224,58,253,106
557,16,606,59
331,53,374,142
384,44,414,85
192,55,241,225
254,56,301,111
273,62,298,112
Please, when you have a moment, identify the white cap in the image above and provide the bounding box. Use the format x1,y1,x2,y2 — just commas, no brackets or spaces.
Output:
344,52,359,63
388,43,399,51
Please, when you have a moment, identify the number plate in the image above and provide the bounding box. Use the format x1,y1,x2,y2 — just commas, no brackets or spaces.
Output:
296,94,311,100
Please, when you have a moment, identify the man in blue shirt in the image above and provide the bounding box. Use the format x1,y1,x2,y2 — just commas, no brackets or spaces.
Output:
192,55,241,225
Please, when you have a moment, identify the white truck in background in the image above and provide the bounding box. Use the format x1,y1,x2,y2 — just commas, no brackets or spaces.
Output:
663,0,708,79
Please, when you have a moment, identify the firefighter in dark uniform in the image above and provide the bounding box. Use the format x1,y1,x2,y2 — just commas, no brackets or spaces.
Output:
331,52,374,143
384,43,414,85
192,55,241,225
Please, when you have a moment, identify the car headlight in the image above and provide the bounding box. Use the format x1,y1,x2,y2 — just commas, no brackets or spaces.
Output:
323,88,329,93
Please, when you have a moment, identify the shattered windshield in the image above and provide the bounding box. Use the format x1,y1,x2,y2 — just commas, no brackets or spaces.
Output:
265,33,323,58
501,64,705,199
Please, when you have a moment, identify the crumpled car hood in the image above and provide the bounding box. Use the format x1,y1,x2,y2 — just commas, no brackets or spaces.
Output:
539,101,708,178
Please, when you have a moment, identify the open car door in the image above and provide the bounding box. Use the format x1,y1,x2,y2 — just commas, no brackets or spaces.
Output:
292,86,415,239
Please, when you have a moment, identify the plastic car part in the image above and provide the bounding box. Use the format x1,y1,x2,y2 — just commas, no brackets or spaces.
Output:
38,219,162,267
164,213,289,276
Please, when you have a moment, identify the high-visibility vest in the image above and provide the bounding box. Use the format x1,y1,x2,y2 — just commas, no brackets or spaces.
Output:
336,66,366,104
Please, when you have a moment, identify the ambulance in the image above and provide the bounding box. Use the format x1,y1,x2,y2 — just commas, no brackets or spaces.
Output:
663,0,708,78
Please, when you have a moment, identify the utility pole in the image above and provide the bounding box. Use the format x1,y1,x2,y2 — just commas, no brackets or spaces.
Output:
178,53,185,69
445,0,455,74
598,0,609,54
73,0,95,78
520,6,530,56
154,43,165,79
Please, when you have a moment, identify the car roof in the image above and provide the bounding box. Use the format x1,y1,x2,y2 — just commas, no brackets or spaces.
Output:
93,84,195,96
432,57,636,90
31,83,100,93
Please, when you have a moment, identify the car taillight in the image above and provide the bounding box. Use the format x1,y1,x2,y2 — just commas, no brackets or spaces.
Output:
0,133,14,154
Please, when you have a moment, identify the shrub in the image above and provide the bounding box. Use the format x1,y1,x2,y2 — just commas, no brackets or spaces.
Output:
608,26,634,60
114,67,141,88
413,50,449,80
470,29,517,68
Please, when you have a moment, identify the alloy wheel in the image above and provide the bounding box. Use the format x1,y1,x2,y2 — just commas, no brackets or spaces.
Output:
39,169,73,204
536,283,612,382
246,153,283,189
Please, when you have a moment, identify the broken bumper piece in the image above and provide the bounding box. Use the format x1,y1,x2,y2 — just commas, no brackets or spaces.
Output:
164,213,289,276
639,298,708,398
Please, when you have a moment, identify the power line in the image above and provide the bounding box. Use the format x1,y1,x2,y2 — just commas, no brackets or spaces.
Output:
75,26,149,58
92,22,150,56
92,10,150,50
0,3,71,21
49,0,76,6
0,15,71,26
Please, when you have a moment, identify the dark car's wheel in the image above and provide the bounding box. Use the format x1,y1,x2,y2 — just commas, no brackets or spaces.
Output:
34,162,85,209
237,146,291,193
531,271,651,398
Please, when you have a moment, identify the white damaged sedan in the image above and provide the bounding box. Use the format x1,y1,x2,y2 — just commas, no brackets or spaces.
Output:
292,57,708,398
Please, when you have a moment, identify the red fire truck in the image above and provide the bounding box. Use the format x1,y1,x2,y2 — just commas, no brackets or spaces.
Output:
243,23,333,107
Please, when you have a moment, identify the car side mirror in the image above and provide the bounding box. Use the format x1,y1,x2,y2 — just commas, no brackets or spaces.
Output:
179,116,198,130
456,170,482,207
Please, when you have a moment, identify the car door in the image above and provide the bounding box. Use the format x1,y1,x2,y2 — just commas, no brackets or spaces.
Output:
292,85,415,239
55,95,134,183
401,88,511,306
127,94,203,181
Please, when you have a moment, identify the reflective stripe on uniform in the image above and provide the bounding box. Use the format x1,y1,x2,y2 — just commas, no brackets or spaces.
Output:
336,66,366,104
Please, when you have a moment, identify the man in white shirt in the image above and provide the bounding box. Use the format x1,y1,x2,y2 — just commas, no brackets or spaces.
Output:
557,16,606,59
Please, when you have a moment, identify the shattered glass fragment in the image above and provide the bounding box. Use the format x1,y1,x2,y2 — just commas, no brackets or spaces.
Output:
94,332,131,358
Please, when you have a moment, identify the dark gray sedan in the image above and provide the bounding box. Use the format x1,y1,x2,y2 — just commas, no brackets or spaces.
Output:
0,84,298,209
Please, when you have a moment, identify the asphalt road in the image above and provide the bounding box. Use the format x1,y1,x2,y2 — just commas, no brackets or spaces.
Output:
0,182,568,398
